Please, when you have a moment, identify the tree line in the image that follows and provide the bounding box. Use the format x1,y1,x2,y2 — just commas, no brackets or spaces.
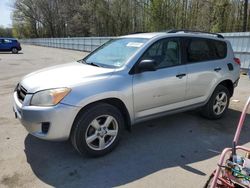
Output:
9,0,250,38
0,27,13,37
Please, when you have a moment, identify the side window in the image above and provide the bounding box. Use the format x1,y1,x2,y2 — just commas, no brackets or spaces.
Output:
187,39,212,62
187,38,227,63
3,39,12,43
213,40,227,59
141,38,181,69
143,41,162,58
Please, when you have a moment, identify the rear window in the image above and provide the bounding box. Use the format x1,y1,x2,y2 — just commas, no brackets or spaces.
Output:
187,38,227,63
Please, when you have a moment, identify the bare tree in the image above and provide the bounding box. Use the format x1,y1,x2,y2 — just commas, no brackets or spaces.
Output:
12,0,250,38
243,0,248,31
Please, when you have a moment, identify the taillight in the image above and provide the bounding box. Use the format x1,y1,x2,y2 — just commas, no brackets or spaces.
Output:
234,57,241,65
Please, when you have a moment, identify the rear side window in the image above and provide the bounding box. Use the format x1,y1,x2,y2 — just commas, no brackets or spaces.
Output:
187,39,211,62
187,38,227,63
212,40,227,59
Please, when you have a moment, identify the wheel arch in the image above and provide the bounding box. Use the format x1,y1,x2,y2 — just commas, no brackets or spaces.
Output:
70,98,132,137
217,79,234,97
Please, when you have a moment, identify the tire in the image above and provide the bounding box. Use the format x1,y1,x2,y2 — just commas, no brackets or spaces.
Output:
11,47,18,54
70,103,124,157
201,85,230,119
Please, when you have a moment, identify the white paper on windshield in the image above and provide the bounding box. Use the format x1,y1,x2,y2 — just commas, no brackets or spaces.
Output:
126,42,143,48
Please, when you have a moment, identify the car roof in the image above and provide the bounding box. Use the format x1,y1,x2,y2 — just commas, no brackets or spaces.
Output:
0,37,17,40
120,32,225,41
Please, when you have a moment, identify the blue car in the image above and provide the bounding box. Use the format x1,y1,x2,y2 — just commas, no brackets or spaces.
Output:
0,38,22,54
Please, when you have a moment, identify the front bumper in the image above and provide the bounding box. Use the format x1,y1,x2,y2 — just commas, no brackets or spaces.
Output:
13,91,80,141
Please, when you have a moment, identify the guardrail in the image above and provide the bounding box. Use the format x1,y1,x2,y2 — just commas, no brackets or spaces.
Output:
20,33,250,70
223,32,250,70
20,37,114,52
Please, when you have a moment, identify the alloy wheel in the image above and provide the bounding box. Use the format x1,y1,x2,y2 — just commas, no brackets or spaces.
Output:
85,115,118,151
213,91,228,115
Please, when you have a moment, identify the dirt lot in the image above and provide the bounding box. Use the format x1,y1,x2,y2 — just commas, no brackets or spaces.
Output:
0,45,249,188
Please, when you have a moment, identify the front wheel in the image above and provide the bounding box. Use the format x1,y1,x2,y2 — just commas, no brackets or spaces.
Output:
71,103,124,157
201,85,230,119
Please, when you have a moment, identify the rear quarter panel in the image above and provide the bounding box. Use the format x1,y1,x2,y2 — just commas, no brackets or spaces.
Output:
225,40,240,82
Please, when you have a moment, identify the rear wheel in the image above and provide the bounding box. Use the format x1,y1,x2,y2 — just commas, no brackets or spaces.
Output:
71,103,124,157
11,47,18,54
201,85,230,119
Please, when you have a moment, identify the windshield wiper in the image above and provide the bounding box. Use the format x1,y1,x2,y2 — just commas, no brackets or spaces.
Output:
78,59,101,67
86,62,100,67
77,59,86,64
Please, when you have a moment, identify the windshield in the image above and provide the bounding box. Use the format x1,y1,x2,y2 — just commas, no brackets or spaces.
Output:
83,38,148,68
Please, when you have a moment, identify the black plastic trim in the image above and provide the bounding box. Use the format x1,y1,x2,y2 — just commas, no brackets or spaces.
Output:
227,63,234,71
168,29,224,39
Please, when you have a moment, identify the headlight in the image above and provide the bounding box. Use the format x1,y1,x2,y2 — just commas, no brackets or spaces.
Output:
30,88,71,106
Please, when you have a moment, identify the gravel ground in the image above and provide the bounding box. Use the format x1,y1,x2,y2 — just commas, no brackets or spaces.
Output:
0,45,249,188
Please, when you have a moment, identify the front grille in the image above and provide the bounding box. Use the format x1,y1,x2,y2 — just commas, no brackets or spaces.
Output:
17,84,27,102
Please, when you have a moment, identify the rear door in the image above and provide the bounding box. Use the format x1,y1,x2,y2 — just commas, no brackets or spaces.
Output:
132,38,187,119
184,37,226,104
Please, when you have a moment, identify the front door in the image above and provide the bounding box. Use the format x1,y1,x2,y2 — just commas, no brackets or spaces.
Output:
132,38,187,119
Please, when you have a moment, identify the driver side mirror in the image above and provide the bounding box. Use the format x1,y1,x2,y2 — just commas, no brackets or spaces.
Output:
137,59,156,73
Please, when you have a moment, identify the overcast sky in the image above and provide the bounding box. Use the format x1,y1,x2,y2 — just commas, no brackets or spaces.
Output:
0,0,13,27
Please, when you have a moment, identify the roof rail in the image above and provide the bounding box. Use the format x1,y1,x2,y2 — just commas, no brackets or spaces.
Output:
128,31,144,35
167,29,224,39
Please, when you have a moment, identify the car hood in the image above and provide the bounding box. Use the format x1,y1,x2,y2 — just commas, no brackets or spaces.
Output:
20,62,115,93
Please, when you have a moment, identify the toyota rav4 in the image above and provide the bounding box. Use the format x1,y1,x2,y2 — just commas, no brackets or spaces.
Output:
13,30,240,156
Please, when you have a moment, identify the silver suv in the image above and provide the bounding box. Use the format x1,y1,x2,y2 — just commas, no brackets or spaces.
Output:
13,30,240,156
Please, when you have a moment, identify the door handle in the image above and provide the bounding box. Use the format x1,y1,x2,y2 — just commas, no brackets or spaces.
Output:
214,67,221,72
176,73,186,79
